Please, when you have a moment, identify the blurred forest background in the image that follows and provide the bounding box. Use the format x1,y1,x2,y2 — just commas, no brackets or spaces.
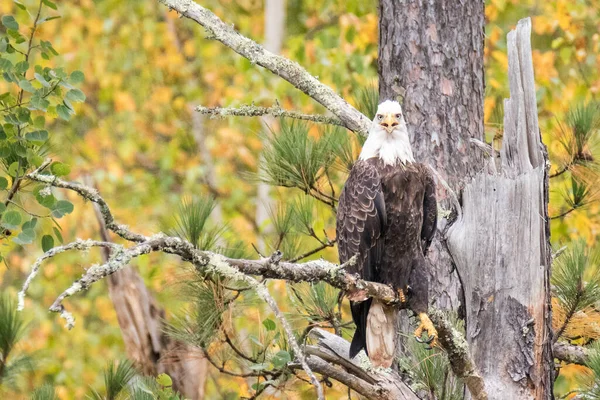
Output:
1,0,600,398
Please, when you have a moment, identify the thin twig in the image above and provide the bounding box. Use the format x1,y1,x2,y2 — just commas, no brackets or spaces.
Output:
287,239,336,263
550,207,577,220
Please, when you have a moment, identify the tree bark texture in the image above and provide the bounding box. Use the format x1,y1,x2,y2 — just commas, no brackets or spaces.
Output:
91,190,208,400
378,0,487,315
379,2,552,396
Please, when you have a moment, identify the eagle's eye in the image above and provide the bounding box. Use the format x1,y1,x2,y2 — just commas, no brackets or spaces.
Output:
395,114,401,118
377,114,383,120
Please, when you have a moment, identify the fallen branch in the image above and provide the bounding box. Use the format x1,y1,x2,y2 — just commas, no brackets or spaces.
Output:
158,0,371,134
197,104,344,127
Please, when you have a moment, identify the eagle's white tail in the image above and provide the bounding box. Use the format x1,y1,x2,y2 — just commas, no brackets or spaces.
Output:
366,298,397,368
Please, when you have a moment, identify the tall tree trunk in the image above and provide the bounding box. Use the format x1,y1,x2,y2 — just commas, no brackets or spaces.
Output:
378,0,486,313
378,0,553,397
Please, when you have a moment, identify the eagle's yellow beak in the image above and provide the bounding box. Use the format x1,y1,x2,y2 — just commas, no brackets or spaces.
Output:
380,113,399,133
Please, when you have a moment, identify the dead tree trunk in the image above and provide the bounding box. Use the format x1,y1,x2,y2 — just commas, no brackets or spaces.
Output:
379,0,553,396
446,19,553,398
89,181,208,400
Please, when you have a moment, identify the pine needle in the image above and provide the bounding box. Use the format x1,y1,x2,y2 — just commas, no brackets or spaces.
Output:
552,241,600,340
30,384,58,400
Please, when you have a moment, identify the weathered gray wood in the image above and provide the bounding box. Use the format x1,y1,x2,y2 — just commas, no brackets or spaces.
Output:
307,328,420,400
446,18,553,399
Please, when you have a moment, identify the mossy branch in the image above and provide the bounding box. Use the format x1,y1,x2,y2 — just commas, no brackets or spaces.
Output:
197,104,344,127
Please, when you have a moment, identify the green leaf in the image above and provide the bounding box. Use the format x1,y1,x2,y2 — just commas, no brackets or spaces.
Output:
22,218,37,230
52,226,63,244
41,235,54,252
13,1,26,11
0,147,10,158
33,115,45,128
50,162,70,176
51,200,73,218
13,228,35,245
0,177,7,190
25,130,49,142
30,95,50,111
42,0,57,10
0,203,6,213
66,89,85,103
248,362,270,371
34,73,50,87
262,318,276,331
69,70,84,84
35,187,56,208
8,161,20,177
271,350,291,369
1,210,21,230
18,80,35,93
56,104,70,120
2,16,19,31
14,61,28,73
0,58,12,71
156,373,172,387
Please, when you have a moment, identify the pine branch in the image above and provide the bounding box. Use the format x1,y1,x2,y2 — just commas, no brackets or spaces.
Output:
158,0,371,135
197,104,344,127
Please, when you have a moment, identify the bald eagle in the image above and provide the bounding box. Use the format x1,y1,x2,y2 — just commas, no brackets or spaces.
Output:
336,100,438,368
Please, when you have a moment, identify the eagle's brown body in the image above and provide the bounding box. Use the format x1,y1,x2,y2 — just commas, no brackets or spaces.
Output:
337,157,437,365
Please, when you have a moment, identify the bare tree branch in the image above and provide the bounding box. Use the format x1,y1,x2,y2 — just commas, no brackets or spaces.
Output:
17,239,121,313
553,341,591,366
157,0,371,134
197,104,344,127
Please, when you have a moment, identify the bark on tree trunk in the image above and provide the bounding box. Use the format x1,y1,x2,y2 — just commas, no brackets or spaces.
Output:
89,180,208,400
378,0,486,314
378,0,553,397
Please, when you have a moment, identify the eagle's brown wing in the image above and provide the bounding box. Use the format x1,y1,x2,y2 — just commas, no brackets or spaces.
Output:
336,159,386,359
420,165,437,254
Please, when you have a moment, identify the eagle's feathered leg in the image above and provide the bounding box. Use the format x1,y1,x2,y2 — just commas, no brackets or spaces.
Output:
407,257,438,347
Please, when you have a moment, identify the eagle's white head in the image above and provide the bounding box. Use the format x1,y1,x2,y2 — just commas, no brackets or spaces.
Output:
359,100,414,165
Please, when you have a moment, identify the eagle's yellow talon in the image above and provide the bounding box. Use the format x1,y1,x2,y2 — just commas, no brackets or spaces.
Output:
414,313,438,347
397,288,407,303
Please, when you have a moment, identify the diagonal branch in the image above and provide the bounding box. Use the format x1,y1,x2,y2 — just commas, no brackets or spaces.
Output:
158,0,371,134
197,104,344,126
429,309,488,400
